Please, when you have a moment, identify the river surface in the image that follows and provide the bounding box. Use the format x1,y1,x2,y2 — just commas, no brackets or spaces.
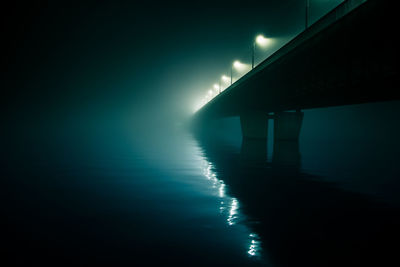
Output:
3,101,400,266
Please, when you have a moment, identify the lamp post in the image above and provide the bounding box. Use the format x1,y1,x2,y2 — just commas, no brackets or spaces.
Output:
252,35,269,69
231,60,241,85
230,67,233,85
221,75,230,90
305,0,310,29
252,42,256,69
213,84,220,94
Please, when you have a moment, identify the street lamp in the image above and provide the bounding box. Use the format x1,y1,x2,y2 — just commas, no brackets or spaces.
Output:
221,75,230,90
230,67,233,85
252,34,270,69
305,0,310,29
233,60,243,69
231,60,251,84
231,60,244,84
213,83,220,94
221,75,230,82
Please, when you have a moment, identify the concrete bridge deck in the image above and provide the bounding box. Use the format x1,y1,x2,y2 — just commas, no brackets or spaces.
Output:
193,0,398,121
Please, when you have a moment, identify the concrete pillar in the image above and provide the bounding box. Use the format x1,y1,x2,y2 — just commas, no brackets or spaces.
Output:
272,140,301,169
274,111,304,142
240,112,268,140
240,138,268,162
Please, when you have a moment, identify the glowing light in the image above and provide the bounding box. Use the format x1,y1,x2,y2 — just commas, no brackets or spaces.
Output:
219,183,225,198
202,160,226,199
256,34,270,47
227,198,239,225
221,75,230,82
247,233,261,257
195,34,273,113
233,60,243,69
198,157,261,258
233,60,251,72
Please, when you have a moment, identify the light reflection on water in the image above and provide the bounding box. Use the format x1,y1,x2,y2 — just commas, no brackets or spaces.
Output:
248,233,261,256
227,198,239,226
200,157,262,258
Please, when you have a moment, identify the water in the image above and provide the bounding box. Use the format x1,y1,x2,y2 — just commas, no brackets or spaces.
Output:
3,101,400,266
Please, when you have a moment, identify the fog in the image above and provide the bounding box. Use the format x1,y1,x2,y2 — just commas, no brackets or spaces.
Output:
4,1,345,121
3,1,400,265
3,0,389,174
4,0,396,178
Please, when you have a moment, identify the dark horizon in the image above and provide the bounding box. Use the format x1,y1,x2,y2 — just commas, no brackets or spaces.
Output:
3,1,400,266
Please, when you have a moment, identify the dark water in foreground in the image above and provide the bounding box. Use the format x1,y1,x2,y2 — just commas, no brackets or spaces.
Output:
3,102,400,266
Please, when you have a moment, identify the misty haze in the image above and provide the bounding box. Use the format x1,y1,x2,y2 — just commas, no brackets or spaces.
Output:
3,0,400,266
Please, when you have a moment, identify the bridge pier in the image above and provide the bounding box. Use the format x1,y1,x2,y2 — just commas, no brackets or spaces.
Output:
272,140,301,169
273,111,304,142
272,111,303,167
240,138,268,162
240,112,268,140
239,111,303,164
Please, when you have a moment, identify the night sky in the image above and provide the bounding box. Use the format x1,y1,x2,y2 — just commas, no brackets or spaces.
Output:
4,0,344,124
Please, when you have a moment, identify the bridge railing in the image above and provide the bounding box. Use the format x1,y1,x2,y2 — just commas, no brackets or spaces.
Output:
220,0,368,93
303,0,367,41
197,0,369,114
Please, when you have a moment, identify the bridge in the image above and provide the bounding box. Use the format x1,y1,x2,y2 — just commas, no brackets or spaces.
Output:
191,0,399,142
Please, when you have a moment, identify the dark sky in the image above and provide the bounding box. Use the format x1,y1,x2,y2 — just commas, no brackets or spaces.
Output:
4,0,343,124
